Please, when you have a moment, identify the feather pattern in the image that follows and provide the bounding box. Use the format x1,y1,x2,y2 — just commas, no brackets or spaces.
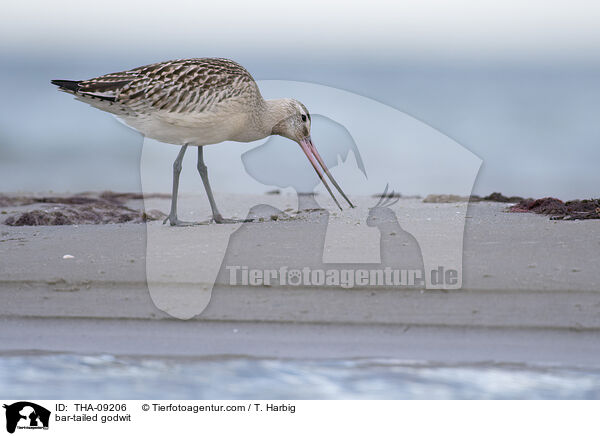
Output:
52,58,267,145
68,58,260,113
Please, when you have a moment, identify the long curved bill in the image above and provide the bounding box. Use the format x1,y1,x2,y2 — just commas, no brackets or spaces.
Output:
298,136,355,210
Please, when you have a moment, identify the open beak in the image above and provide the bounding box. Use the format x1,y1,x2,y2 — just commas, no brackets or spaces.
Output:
298,136,355,210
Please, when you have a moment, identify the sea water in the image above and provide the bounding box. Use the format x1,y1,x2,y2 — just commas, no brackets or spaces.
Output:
1,354,599,399
1,54,599,199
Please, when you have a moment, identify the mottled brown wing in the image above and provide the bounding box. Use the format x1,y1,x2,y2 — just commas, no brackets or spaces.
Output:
76,58,258,114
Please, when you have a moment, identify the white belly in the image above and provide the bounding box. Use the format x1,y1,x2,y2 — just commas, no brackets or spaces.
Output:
117,104,265,146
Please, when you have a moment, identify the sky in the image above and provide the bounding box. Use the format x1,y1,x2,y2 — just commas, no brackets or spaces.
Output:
2,0,600,61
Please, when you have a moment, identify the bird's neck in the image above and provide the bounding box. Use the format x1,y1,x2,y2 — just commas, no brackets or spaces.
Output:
260,98,294,136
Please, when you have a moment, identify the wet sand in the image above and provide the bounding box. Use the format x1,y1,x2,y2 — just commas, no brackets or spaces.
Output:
1,192,599,367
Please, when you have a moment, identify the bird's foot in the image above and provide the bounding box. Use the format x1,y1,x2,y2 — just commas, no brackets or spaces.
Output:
162,215,207,227
212,214,253,224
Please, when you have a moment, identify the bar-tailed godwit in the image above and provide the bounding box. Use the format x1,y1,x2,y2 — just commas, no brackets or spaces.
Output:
52,58,354,225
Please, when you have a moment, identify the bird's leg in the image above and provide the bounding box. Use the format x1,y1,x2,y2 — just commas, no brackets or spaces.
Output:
197,146,247,224
197,146,226,223
163,145,196,226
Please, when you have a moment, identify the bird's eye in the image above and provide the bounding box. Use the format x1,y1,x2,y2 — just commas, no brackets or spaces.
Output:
301,114,307,122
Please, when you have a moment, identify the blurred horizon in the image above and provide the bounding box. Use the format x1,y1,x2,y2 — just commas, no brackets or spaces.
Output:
1,1,599,199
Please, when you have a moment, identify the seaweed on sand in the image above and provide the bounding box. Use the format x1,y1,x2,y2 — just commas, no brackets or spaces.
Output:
510,198,600,220
2,191,166,226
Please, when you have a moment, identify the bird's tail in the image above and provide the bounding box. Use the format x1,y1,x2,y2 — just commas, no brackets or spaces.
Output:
51,79,81,94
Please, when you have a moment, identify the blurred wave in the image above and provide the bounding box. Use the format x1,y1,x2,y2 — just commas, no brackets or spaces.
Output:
1,54,599,197
1,353,599,399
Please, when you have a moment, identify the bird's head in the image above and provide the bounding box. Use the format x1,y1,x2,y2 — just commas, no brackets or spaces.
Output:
269,99,354,210
270,99,312,143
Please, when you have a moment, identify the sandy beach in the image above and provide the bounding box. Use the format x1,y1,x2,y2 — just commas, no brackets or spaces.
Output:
1,192,599,370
